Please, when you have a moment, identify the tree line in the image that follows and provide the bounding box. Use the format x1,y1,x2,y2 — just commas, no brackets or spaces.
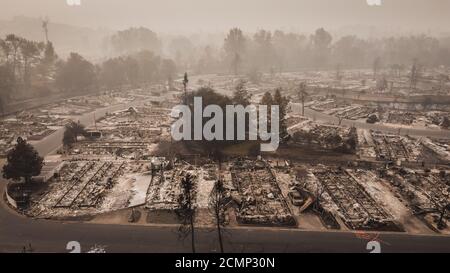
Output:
84,26,450,78
0,32,178,113
220,27,450,75
3,26,450,111
0,34,57,108
156,27,450,77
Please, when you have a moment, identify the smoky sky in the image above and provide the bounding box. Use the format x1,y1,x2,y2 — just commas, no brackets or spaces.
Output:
0,0,449,33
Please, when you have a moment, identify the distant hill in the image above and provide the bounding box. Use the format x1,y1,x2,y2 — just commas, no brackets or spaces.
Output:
0,16,112,61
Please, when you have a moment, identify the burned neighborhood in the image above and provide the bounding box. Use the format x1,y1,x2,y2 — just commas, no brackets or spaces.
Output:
0,0,450,254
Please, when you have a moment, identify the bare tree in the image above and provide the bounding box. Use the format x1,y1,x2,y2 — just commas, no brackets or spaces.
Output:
176,173,196,253
209,179,227,253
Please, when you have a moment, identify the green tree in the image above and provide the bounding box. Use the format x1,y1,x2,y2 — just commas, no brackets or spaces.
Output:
272,30,307,72
224,28,246,74
312,28,332,68
109,27,161,56
253,29,275,71
20,39,44,86
56,53,96,93
183,87,254,154
185,87,232,148
100,57,127,90
260,92,274,130
43,42,58,66
63,121,87,148
333,35,366,68
4,34,23,83
273,88,290,139
260,91,273,106
0,64,14,110
3,137,43,184
123,56,139,86
134,50,160,85
232,80,251,106
160,58,177,87
35,42,58,84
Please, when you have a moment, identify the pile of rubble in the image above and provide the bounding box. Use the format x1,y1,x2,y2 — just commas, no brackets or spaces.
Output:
145,159,218,211
306,97,376,120
230,158,296,227
145,161,189,211
0,90,141,157
305,167,400,231
68,106,173,159
382,168,450,229
66,93,135,109
370,132,420,162
379,110,450,128
27,159,149,218
290,121,357,153
0,111,65,156
70,141,155,160
90,107,171,141
356,129,449,164
385,111,416,126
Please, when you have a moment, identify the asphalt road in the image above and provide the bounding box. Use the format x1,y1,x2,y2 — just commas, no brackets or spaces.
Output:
1,98,450,253
1,190,450,253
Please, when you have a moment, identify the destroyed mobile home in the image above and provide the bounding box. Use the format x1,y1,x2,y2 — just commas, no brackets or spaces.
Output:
0,91,139,157
230,158,296,227
382,168,450,230
67,106,172,159
305,167,400,231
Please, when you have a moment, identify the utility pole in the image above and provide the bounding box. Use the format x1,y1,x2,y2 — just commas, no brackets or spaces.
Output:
42,17,49,43
183,72,189,105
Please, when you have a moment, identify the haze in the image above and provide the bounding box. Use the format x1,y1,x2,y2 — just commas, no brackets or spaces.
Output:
0,0,449,34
